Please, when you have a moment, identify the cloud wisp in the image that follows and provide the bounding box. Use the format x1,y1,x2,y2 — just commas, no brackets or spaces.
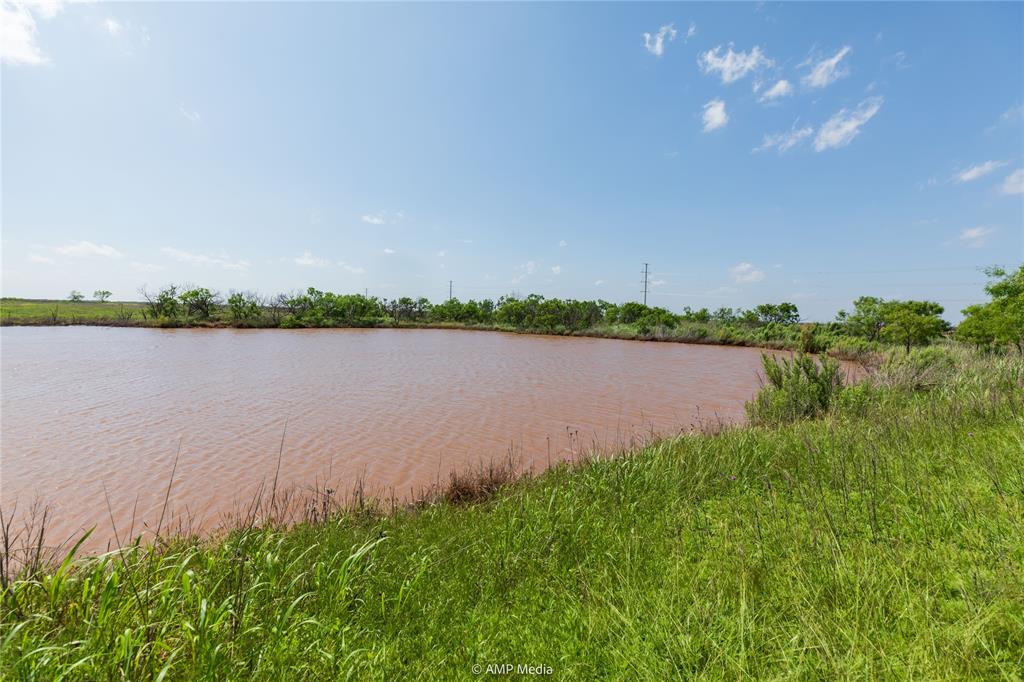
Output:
699,45,772,84
361,210,404,225
953,160,1009,184
162,247,250,271
957,226,996,248
758,79,793,103
643,23,677,57
55,241,124,258
702,99,729,132
293,251,331,267
729,262,765,284
1001,168,1024,195
802,46,852,88
754,124,814,154
814,97,883,151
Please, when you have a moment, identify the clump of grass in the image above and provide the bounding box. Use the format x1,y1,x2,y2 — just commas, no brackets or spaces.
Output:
745,352,845,426
443,455,520,505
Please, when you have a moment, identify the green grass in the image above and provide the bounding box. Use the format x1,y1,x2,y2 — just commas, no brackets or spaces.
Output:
0,298,146,324
1,345,1022,679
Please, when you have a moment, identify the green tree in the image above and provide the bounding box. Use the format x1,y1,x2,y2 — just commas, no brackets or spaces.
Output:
142,285,180,319
754,302,800,325
93,290,112,302
839,296,886,341
179,287,218,320
881,300,947,353
957,265,1024,354
68,290,84,302
227,291,262,322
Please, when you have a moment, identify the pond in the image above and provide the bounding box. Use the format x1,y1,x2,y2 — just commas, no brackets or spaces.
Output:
1,326,831,552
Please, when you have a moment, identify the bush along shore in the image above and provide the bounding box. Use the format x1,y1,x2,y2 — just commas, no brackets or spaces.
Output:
1,342,1022,679
2,264,1021,358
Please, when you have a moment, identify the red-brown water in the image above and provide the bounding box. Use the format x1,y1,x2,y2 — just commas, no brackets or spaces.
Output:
1,327,838,553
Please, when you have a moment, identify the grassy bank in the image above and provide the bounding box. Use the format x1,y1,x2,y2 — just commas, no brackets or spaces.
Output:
1,344,1021,679
0,298,147,324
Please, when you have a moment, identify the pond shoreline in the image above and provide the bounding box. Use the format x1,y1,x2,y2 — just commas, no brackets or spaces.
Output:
0,317,875,361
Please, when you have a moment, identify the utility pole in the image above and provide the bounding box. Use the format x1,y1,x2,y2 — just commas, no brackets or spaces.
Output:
449,280,453,301
641,263,649,306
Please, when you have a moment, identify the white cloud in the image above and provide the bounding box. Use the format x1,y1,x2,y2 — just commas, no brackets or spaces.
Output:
558,239,567,247
953,160,1009,184
814,97,883,151
594,280,604,286
55,240,124,258
702,99,728,132
511,260,537,284
551,265,562,275
753,124,814,153
643,23,677,57
884,51,908,70
161,247,250,271
729,262,764,284
179,105,201,123
0,0,88,65
104,18,122,36
1,1,48,65
293,251,331,267
436,250,446,257
699,45,772,84
130,261,165,272
988,103,1023,133
802,46,852,88
361,210,402,225
383,247,395,254
758,79,793,103
957,226,995,248
28,253,55,265
685,22,697,42
339,261,366,275
1001,168,1024,195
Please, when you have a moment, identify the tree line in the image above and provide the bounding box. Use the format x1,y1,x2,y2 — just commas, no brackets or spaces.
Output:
64,265,1021,353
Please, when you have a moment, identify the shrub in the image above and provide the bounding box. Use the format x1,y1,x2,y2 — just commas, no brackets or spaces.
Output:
745,353,845,426
873,345,958,392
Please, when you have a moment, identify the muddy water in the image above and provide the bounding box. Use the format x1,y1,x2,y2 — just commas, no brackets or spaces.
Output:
1,327,834,552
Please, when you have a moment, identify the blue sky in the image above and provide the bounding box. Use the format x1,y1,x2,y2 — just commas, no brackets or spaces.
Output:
2,1,1022,321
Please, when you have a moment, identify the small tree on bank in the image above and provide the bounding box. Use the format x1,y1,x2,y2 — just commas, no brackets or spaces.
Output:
68,290,84,302
93,290,112,302
881,300,947,353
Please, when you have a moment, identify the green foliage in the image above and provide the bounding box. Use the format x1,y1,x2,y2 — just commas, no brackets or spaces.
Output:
92,290,112,303
798,323,822,353
880,299,947,352
284,288,387,327
754,302,800,325
67,290,84,302
178,287,218,320
226,292,262,323
143,286,180,319
745,353,845,425
958,265,1024,354
837,296,886,341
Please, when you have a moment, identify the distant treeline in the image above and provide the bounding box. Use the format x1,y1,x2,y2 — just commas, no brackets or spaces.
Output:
3,265,1020,355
